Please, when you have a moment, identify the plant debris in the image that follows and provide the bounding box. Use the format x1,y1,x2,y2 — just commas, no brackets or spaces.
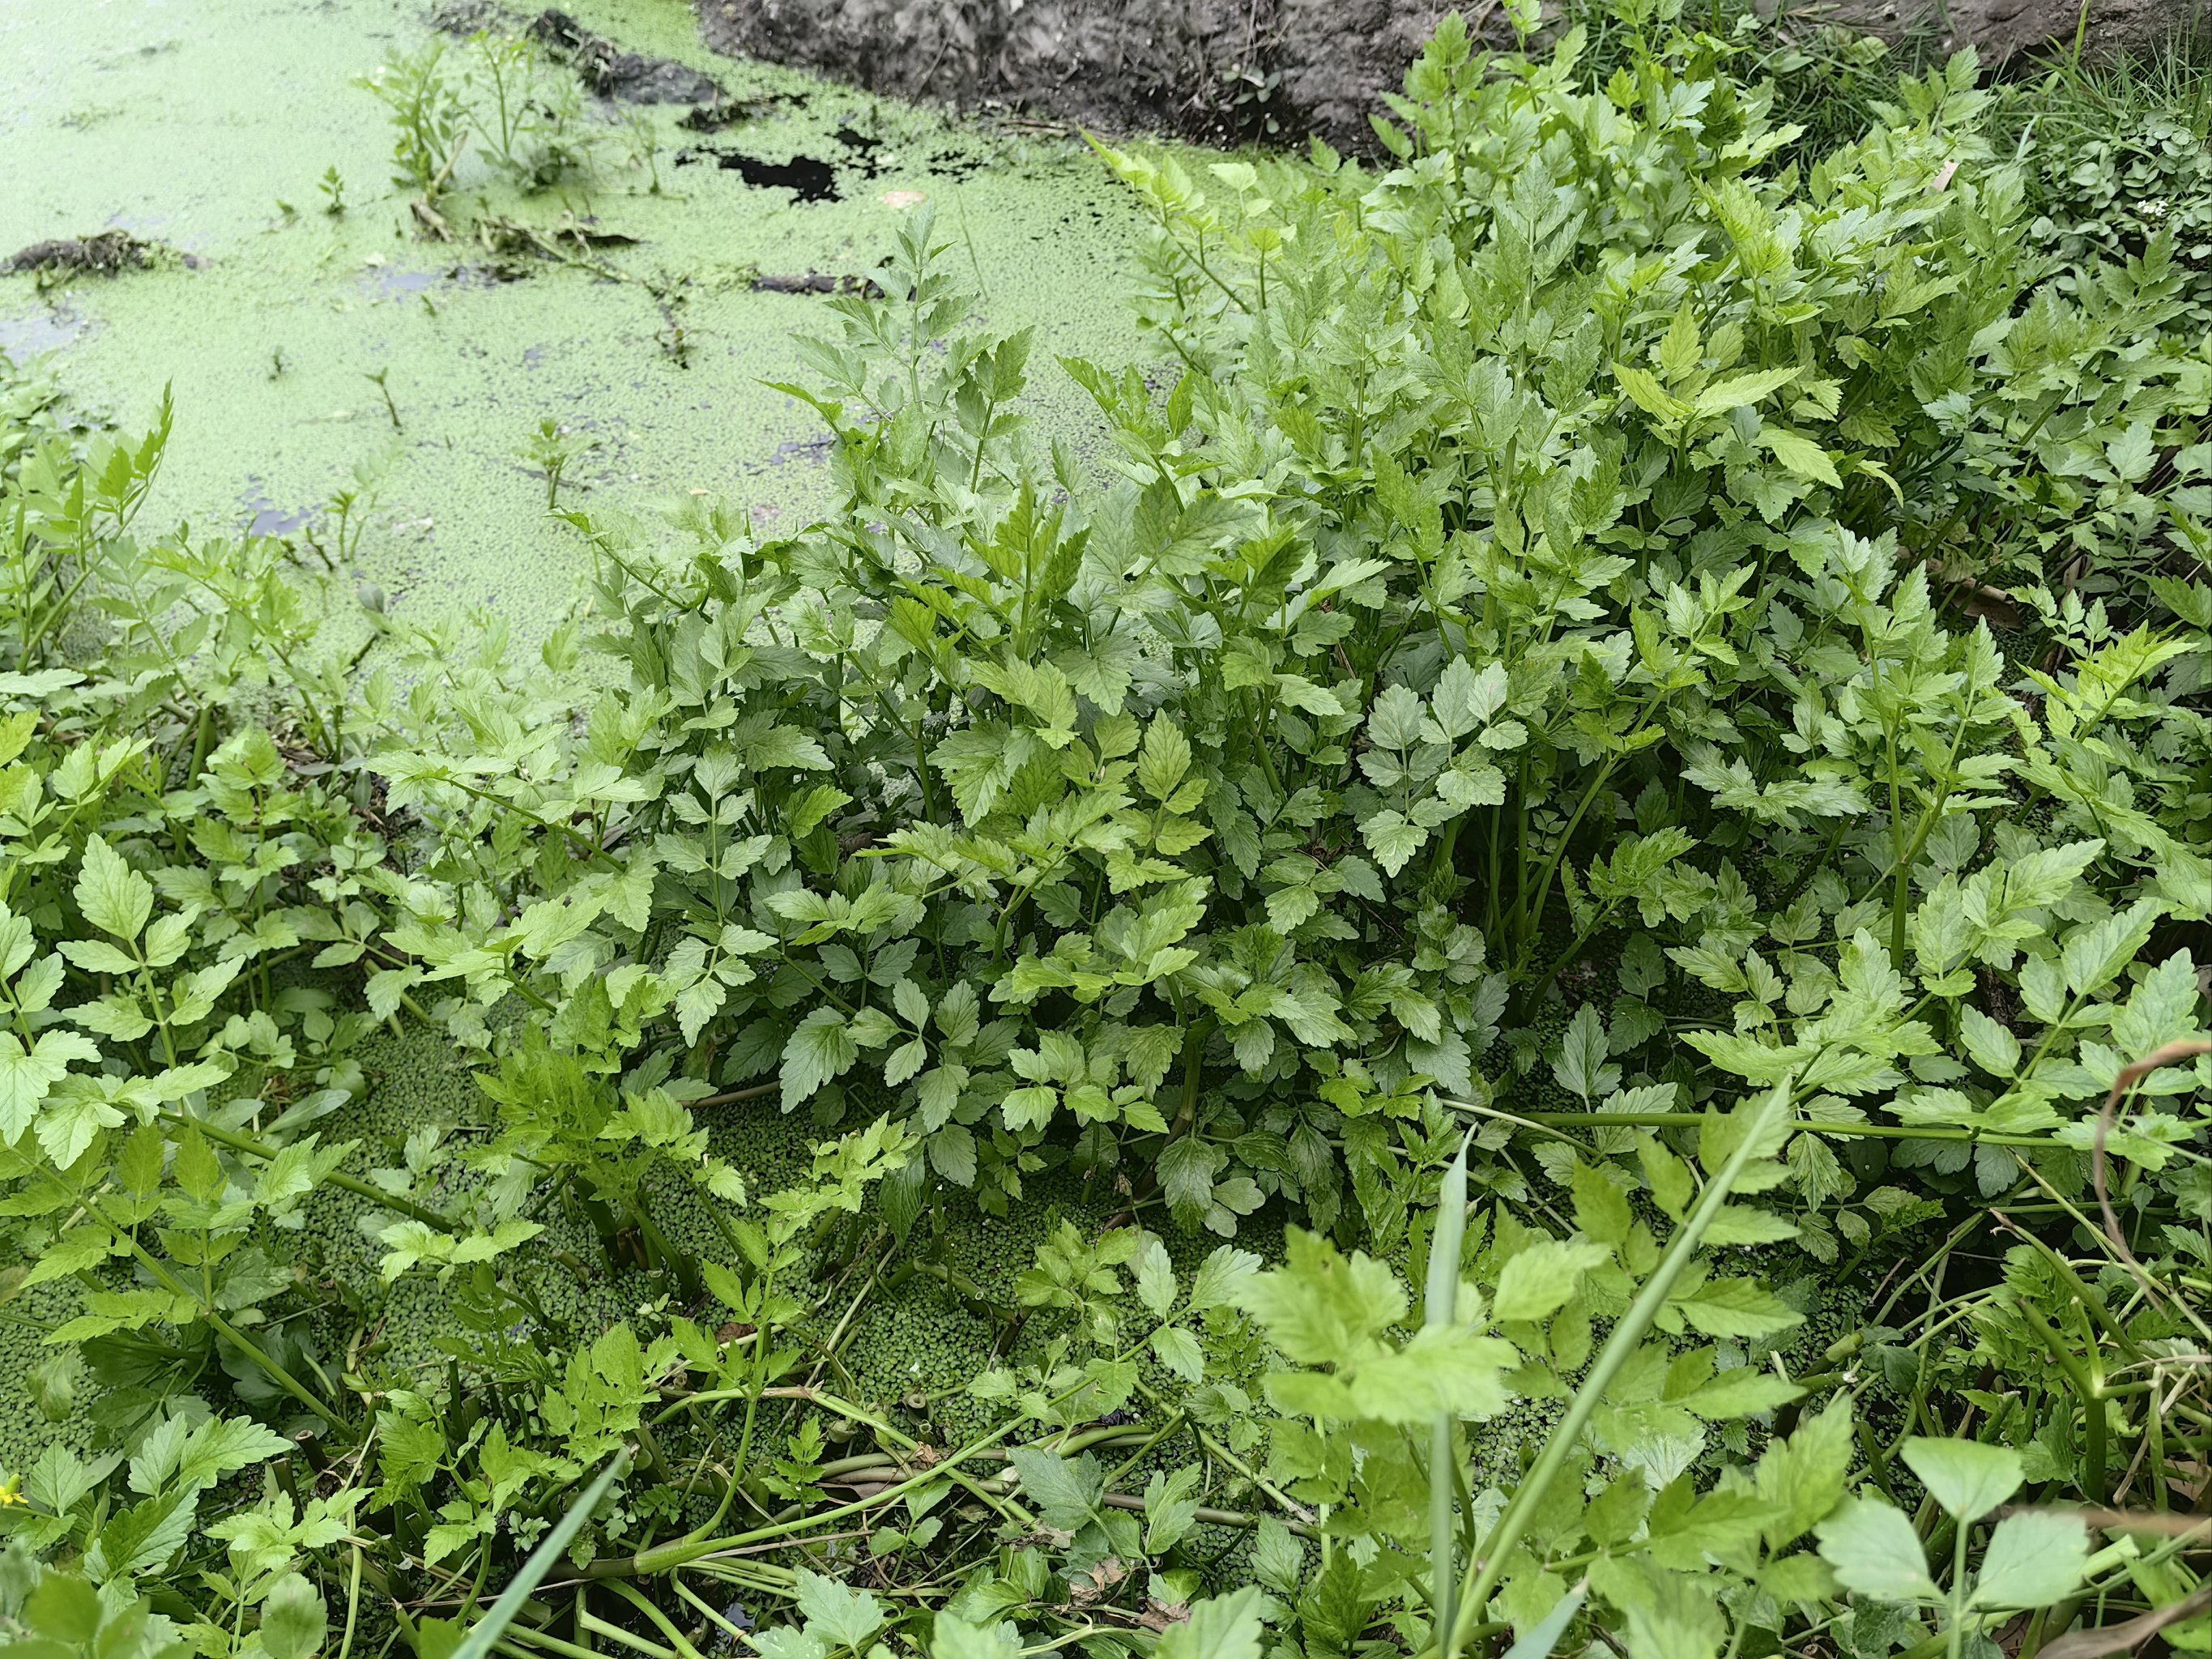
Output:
751,272,886,298
2,229,181,276
679,92,796,132
524,8,721,104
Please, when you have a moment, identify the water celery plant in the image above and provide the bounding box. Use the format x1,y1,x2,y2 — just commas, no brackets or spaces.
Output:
3,2,2212,1656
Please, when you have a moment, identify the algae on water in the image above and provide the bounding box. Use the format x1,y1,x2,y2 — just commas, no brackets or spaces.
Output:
0,0,1147,640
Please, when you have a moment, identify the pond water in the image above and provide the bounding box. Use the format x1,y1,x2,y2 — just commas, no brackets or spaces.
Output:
0,0,1151,638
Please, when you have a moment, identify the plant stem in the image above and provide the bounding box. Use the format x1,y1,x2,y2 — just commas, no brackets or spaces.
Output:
1434,1084,1790,1655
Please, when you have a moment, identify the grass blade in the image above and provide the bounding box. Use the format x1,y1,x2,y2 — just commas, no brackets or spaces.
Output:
1430,1127,1475,1659
1500,1584,1588,1659
451,1448,634,1659
1437,1083,1790,1656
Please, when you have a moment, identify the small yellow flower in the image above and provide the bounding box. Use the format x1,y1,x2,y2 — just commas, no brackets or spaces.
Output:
0,1472,23,1507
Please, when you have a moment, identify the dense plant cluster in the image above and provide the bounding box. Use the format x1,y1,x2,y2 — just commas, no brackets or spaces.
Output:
4,5,2212,1659
2006,56,2212,333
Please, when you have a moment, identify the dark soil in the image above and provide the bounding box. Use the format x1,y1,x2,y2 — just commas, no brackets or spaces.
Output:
679,93,799,132
693,0,1484,150
692,0,2199,149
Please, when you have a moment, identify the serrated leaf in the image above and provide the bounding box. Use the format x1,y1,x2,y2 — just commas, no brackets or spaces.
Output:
1765,429,1841,488
1971,1511,2089,1609
75,835,153,943
1494,1239,1610,1322
1818,1497,1939,1601
1693,366,1801,416
781,1009,856,1111
1900,1436,2021,1523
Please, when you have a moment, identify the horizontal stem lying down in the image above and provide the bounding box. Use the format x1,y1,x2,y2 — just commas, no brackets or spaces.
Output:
1452,1102,2098,1149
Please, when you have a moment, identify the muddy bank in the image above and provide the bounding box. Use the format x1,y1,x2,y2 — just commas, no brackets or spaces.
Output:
697,0,2203,150
695,0,1470,148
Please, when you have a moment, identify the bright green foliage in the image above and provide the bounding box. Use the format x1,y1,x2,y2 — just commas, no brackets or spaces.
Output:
5,6,2212,1659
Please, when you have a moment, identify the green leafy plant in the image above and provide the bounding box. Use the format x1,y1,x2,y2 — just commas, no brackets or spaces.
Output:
8,6,2212,1659
520,417,597,510
356,41,471,207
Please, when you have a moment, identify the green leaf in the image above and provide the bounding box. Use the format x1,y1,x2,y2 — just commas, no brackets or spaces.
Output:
1572,1162,1634,1247
1693,366,1801,416
1616,363,1692,424
1553,1003,1616,1102
1360,808,1427,876
1681,1368,1803,1419
75,836,154,943
1502,1585,1588,1659
23,1226,124,1290
1006,1448,1103,1533
26,1573,103,1644
1429,658,1510,740
1817,1497,1940,1601
1136,715,1194,802
1251,1518,1304,1594
1157,1137,1221,1230
1764,429,1841,488
0,1029,101,1145
2061,901,2163,998
1242,1228,1406,1361
781,1009,856,1111
1187,1245,1260,1311
1144,1464,1203,1555
1971,1511,2090,1609
1494,1239,1609,1322
1150,1324,1205,1383
928,1612,1022,1659
1959,1005,2021,1077
258,1572,328,1659
449,1450,630,1659
1669,1276,1805,1338
1901,1436,2022,1523
1158,1588,1265,1659
1757,1397,1855,1547
791,1568,889,1649
1134,1235,1177,1316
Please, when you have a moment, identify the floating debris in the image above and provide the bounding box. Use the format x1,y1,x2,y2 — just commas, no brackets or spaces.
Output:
2,229,183,276
525,9,721,104
752,273,886,298
680,93,794,132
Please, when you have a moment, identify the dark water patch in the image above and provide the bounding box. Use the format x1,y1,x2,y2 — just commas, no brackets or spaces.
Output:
831,126,885,176
680,149,841,203
241,481,313,536
922,148,984,182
